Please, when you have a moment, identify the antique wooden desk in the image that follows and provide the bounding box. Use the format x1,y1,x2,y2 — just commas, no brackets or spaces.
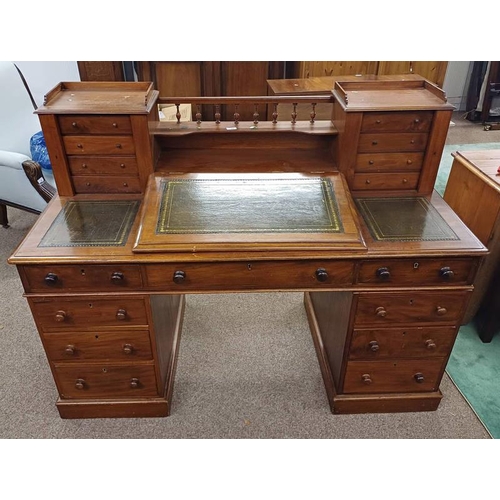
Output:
9,78,487,419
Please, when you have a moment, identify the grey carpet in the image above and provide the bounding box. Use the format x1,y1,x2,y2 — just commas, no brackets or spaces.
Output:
0,205,490,438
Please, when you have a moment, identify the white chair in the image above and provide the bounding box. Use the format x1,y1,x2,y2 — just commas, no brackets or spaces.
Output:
0,61,55,227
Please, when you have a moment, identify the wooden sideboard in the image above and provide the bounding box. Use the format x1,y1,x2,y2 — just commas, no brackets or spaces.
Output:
8,76,487,419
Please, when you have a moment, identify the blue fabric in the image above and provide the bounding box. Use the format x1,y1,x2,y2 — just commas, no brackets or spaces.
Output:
30,131,52,170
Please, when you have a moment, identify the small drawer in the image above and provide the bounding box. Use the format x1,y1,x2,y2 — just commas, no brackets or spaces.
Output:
343,359,444,394
352,172,419,190
73,175,141,194
355,152,424,173
349,326,457,360
356,258,476,286
63,135,135,155
21,264,143,293
59,115,132,135
360,111,433,133
29,296,149,333
144,260,355,291
357,133,428,153
68,156,138,176
42,330,153,362
353,290,470,326
54,362,158,399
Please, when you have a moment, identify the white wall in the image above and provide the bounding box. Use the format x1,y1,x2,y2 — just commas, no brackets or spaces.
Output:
13,61,80,108
442,61,472,111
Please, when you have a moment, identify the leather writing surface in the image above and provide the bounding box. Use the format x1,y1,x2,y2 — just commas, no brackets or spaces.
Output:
39,200,139,247
356,197,459,242
156,178,343,234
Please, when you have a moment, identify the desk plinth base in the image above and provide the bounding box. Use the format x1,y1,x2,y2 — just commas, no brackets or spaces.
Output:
304,292,443,414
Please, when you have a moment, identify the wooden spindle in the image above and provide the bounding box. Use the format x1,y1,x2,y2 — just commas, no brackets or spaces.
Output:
196,105,202,124
291,103,297,124
272,103,278,124
175,104,181,124
215,104,221,124
253,104,259,124
310,103,316,124
234,104,240,125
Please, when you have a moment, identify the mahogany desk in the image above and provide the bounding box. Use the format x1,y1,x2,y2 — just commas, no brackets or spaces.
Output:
9,78,487,419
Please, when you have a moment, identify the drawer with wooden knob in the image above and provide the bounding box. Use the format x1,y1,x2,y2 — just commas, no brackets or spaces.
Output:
356,258,476,286
28,296,149,332
53,362,158,399
342,359,444,394
348,326,457,359
353,290,470,326
355,152,424,173
21,264,144,292
63,136,135,155
72,175,141,194
42,329,153,362
58,115,132,135
352,172,419,190
360,111,433,133
68,156,138,176
144,260,355,291
357,133,428,153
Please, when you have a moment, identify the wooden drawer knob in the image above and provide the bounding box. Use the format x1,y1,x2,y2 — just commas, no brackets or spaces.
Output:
122,344,134,355
315,268,328,282
425,339,437,350
402,178,408,184
439,267,454,280
414,119,420,124
77,143,83,149
414,373,425,383
173,270,186,284
130,378,140,389
44,272,59,285
111,271,124,283
65,344,76,356
361,374,372,385
436,306,447,316
376,267,391,280
72,122,77,128
116,308,127,320
75,379,86,390
369,160,374,165
112,122,118,128
375,119,381,124
375,306,387,317
368,340,379,352
407,159,413,165
116,143,122,149
55,310,67,322
120,163,126,168
81,163,88,169
372,140,378,145
365,179,371,184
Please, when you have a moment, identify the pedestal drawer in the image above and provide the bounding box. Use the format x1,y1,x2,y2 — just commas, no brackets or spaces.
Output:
360,111,433,133
58,115,132,135
357,133,428,153
22,264,143,293
68,156,138,176
54,362,158,399
355,152,424,172
29,296,149,332
63,135,135,155
72,175,141,193
352,172,419,190
343,359,444,394
353,290,470,326
349,326,457,359
42,329,153,362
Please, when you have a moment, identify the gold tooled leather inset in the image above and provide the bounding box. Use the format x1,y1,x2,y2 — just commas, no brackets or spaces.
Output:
39,200,139,247
156,178,344,234
356,197,459,242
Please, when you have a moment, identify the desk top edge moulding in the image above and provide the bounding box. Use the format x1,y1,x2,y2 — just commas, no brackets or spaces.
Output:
8,75,487,419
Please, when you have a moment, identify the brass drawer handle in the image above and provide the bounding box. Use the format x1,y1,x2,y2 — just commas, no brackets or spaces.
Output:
361,374,372,385
439,267,455,280
111,271,124,284
375,306,387,317
44,272,59,285
315,268,328,282
368,340,379,352
173,270,186,284
414,373,425,383
65,344,76,356
425,339,436,350
376,267,390,280
116,308,127,321
122,344,134,355
436,306,447,316
75,379,86,390
130,378,140,389
55,310,67,322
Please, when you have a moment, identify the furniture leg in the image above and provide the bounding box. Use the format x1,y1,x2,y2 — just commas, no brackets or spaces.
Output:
0,203,9,228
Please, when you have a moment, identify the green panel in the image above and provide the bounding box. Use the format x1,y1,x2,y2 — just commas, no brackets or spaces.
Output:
39,200,139,247
356,197,459,242
156,178,344,234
